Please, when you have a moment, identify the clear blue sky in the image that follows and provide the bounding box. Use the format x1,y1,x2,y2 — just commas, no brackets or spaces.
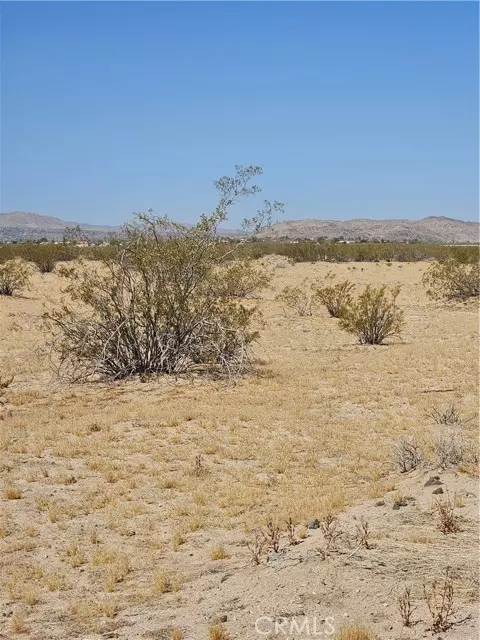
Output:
1,1,478,226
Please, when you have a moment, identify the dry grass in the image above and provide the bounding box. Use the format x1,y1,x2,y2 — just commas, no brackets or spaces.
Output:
336,622,376,640
0,261,477,638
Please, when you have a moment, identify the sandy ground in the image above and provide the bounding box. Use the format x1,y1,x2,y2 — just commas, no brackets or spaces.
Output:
0,260,478,640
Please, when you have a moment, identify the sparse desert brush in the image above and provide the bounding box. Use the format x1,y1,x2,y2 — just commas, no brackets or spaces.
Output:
64,540,86,567
44,165,282,381
335,622,376,640
97,599,117,618
0,259,31,296
23,586,40,606
434,491,461,534
105,556,130,592
276,280,316,316
171,530,186,551
153,570,180,594
423,257,480,301
210,544,230,560
313,273,355,318
218,258,272,298
246,529,267,565
423,568,456,632
429,403,466,425
434,427,477,469
339,284,404,344
393,435,423,472
209,623,231,640
11,609,27,634
396,585,415,627
3,483,22,500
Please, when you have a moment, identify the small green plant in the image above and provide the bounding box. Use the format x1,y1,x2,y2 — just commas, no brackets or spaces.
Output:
0,259,31,296
314,274,355,317
339,284,404,345
423,257,479,301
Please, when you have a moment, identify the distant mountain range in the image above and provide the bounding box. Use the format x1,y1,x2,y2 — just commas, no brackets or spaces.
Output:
0,211,118,241
0,211,478,244
257,216,479,244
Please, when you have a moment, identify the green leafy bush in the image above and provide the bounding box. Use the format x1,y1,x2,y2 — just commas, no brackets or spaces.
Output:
339,284,404,345
423,258,480,301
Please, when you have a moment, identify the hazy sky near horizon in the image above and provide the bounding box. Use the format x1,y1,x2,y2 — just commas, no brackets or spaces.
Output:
1,1,478,226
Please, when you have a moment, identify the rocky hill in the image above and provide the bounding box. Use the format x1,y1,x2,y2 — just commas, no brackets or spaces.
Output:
257,216,479,244
1,211,478,244
0,211,117,241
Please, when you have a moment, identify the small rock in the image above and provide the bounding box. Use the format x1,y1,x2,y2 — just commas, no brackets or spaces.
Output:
212,614,228,624
424,476,442,487
306,519,320,529
432,487,444,495
375,500,385,507
393,500,408,510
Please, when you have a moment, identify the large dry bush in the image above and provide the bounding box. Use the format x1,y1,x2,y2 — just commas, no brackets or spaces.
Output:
0,259,31,296
339,284,404,345
423,257,480,301
44,166,282,380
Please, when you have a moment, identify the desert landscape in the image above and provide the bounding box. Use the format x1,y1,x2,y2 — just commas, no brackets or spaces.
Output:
0,257,478,640
1,2,478,638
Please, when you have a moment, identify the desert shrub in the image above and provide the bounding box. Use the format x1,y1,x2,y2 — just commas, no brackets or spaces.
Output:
0,243,80,270
29,245,60,273
276,281,316,316
339,284,404,345
314,273,355,317
423,257,480,301
281,241,326,263
429,404,464,425
434,427,478,469
393,436,423,472
397,585,415,627
44,165,282,381
434,492,460,534
423,568,455,632
0,259,31,296
218,259,272,298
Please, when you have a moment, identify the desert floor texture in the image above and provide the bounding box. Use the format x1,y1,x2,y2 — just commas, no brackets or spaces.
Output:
0,260,478,640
